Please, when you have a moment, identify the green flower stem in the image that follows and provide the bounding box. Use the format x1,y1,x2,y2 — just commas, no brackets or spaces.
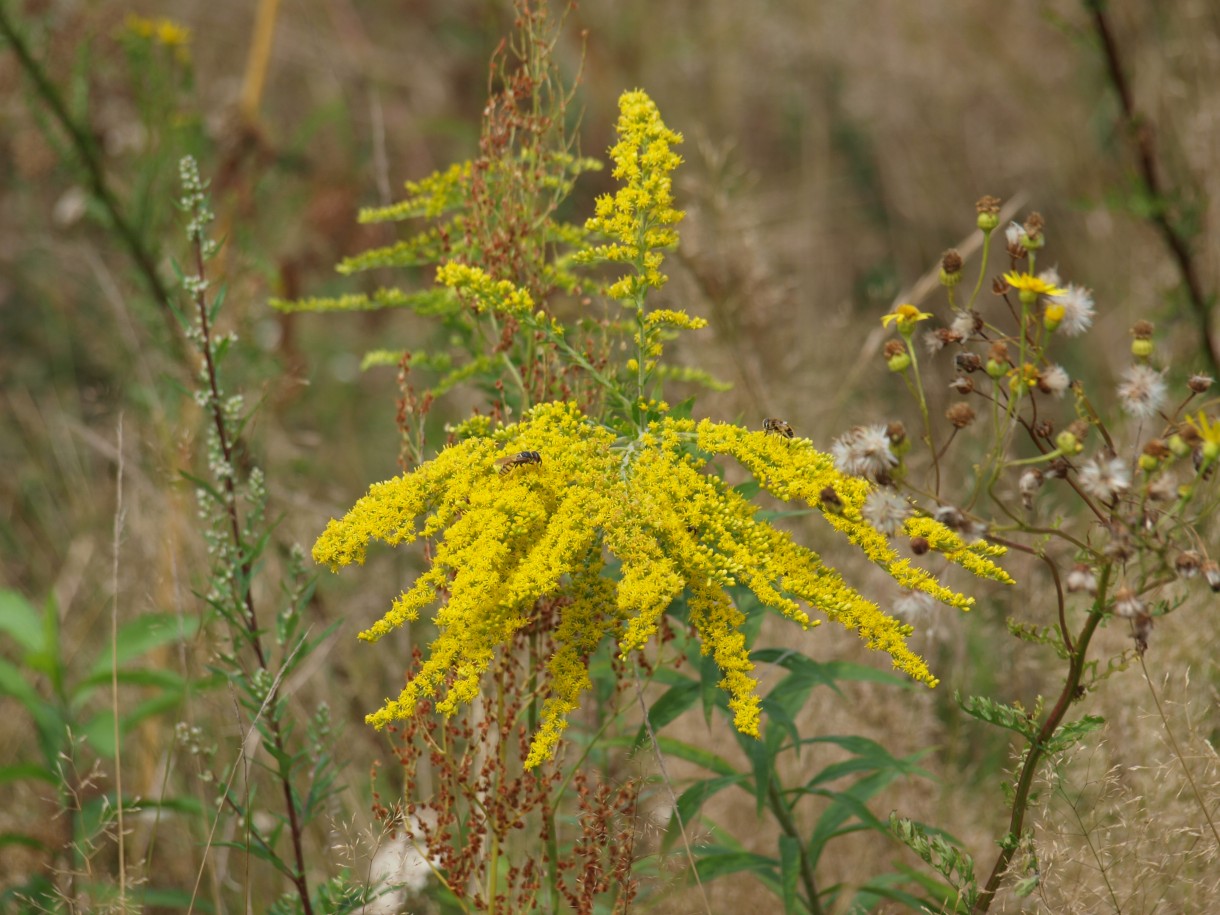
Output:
973,563,1112,913
966,228,994,313
766,779,824,915
904,336,940,495
521,311,636,419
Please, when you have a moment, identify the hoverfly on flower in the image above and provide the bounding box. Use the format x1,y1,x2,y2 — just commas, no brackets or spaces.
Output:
763,418,794,439
495,450,543,475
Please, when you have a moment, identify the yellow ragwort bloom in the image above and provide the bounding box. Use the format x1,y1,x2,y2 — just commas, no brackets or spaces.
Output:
1003,271,1064,299
579,91,684,301
881,303,933,336
315,402,1010,767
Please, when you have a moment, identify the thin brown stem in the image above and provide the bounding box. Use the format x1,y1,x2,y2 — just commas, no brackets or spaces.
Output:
1085,0,1219,376
189,234,315,915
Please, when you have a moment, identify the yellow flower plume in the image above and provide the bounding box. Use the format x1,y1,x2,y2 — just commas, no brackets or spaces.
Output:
579,90,684,301
314,402,1009,766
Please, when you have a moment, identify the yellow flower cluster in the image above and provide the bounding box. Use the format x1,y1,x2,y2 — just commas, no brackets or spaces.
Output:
580,91,684,301
124,14,192,56
436,263,536,317
315,402,1009,766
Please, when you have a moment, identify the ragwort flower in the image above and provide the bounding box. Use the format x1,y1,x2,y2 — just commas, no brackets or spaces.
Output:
315,402,1010,767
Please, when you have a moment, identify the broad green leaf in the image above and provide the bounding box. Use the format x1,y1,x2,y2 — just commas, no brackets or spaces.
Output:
0,589,43,654
695,849,778,882
778,834,802,914
663,775,747,854
84,613,201,679
0,763,57,787
633,678,700,749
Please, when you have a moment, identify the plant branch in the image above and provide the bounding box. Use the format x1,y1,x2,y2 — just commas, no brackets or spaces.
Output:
0,7,179,349
1085,0,1219,376
973,564,1112,912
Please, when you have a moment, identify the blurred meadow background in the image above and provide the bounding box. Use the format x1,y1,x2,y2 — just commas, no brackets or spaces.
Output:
2,0,1219,911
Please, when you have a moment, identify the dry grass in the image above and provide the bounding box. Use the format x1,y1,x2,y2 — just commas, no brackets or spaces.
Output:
2,0,1218,909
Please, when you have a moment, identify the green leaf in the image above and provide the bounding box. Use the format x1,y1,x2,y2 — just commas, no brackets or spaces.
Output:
695,849,778,882
778,834,802,914
0,832,49,853
633,677,700,749
84,613,201,679
751,648,908,690
630,735,737,777
0,589,43,654
0,763,57,787
664,775,747,853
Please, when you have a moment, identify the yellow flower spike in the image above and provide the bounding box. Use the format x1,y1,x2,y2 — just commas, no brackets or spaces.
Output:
881,303,933,336
578,90,684,300
321,402,1004,766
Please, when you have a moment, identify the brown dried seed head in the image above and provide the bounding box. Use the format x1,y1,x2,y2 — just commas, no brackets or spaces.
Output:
884,340,908,359
989,341,1010,363
1188,373,1214,393
1142,439,1170,460
1066,419,1091,443
949,375,975,394
1033,419,1055,439
1023,211,1045,240
942,249,964,275
946,403,976,429
1131,319,1155,339
955,351,983,373
1113,586,1142,618
976,195,1002,215
910,536,930,555
992,275,1011,294
1175,550,1203,579
886,422,907,446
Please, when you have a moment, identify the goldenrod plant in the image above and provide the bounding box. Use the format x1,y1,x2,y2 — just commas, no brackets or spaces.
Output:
305,80,1009,771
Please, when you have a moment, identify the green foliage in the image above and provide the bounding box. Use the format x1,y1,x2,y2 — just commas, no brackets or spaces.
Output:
627,619,955,914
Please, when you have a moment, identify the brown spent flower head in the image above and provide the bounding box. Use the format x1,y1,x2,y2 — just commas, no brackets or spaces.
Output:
1066,563,1098,595
949,375,975,394
976,195,1002,231
992,274,1012,294
940,249,964,286
886,421,907,448
946,403,976,429
955,352,983,374
909,535,930,556
1019,468,1044,508
1133,612,1153,653
1143,439,1170,461
976,195,1002,216
1188,373,1214,394
926,327,964,354
1066,419,1091,445
1174,550,1203,579
1203,560,1220,592
1023,211,1045,245
1113,586,1143,619
1033,419,1055,440
884,340,908,360
1131,319,1155,339
989,341,1010,364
